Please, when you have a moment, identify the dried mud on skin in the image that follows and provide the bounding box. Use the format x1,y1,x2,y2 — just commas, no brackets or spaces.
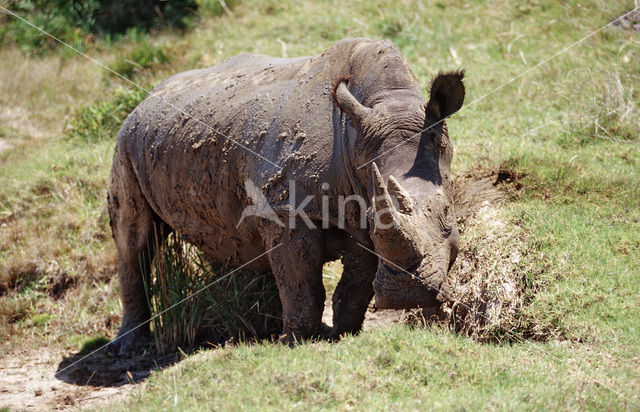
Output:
613,9,640,32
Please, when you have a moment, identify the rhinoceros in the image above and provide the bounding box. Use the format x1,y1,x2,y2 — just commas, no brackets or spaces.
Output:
107,38,465,353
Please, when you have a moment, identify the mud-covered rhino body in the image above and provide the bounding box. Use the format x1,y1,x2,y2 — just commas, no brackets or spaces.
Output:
108,38,465,352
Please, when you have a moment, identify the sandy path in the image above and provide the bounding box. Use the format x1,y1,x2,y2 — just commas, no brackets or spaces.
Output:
0,348,134,411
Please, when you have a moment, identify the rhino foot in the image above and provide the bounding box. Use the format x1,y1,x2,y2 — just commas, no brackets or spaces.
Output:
107,324,151,355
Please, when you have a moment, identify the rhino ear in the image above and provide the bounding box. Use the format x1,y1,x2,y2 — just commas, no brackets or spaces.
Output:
426,70,465,121
332,77,372,132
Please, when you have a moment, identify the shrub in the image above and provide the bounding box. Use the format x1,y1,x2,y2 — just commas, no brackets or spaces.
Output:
142,233,282,355
66,86,147,142
1,0,198,53
109,40,172,79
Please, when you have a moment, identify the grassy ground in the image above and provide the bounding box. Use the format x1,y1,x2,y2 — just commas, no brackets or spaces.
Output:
1,0,639,410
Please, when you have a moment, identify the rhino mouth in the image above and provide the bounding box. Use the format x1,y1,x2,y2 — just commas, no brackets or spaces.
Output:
372,263,445,309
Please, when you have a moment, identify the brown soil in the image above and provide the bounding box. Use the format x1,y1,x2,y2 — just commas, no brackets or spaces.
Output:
613,9,640,32
0,345,181,411
0,349,129,411
0,166,521,411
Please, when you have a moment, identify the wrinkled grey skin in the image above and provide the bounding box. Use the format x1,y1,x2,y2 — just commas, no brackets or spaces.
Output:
108,38,465,353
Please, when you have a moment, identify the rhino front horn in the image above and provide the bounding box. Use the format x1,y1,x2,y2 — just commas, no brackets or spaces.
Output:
371,163,398,226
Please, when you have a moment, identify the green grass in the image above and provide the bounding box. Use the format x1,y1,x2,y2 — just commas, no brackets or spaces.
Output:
120,327,637,410
1,0,639,409
77,335,111,355
66,85,148,141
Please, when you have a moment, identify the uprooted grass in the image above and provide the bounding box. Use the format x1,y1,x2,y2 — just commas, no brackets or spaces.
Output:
438,169,533,342
400,168,549,343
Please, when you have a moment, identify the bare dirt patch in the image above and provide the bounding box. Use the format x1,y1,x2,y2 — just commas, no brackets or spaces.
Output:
0,346,180,411
613,9,640,32
0,348,127,411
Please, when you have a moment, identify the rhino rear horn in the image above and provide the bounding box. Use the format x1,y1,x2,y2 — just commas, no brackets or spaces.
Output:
332,77,372,131
387,176,414,214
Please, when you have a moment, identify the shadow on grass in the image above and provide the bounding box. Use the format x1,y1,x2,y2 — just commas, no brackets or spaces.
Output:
54,343,182,388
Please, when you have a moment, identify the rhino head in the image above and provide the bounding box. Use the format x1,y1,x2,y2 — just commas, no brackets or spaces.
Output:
333,71,465,309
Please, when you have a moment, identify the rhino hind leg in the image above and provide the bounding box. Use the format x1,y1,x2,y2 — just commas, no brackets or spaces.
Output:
261,225,326,341
107,151,167,354
330,244,377,338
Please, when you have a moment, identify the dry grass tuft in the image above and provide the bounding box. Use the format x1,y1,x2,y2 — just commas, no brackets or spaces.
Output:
562,72,640,143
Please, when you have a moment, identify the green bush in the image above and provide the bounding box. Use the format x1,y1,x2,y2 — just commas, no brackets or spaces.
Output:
66,86,147,142
1,0,197,53
142,233,282,354
109,40,172,79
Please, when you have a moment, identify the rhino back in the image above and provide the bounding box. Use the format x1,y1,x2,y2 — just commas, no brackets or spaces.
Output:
114,38,423,261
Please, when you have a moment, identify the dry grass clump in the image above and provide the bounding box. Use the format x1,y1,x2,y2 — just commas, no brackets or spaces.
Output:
373,169,540,343
561,72,639,143
443,202,528,342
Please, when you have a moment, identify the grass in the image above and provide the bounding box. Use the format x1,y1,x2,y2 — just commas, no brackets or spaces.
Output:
120,327,637,410
66,85,148,141
1,0,639,409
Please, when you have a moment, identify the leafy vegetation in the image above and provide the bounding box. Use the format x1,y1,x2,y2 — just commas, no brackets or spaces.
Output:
66,86,148,141
0,0,198,53
109,39,172,79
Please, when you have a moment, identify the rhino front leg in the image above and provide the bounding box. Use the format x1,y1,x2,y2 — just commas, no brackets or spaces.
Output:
330,243,377,338
261,226,326,341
